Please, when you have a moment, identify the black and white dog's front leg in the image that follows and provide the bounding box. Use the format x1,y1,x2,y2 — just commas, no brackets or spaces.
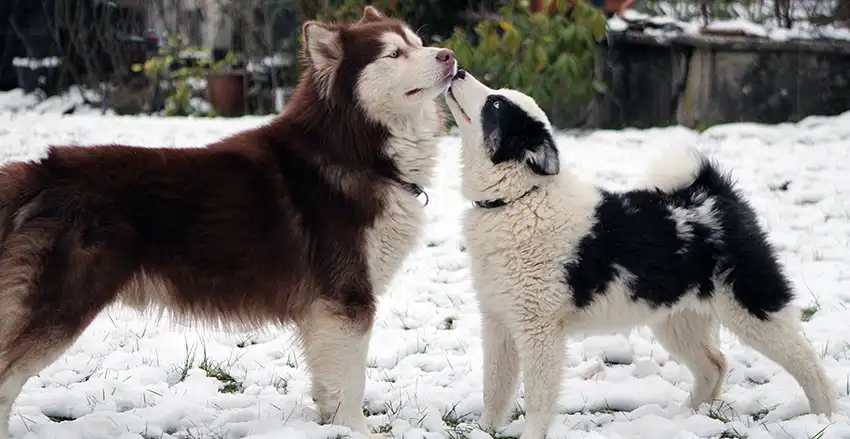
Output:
478,312,520,433
514,316,567,439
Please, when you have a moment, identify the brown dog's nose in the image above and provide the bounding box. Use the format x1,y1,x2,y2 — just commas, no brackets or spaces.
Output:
436,49,455,65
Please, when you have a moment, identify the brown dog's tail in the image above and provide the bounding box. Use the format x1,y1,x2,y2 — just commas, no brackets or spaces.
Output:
0,161,42,247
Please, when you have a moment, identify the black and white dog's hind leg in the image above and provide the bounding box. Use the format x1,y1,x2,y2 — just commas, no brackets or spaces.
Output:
651,310,728,409
714,296,837,415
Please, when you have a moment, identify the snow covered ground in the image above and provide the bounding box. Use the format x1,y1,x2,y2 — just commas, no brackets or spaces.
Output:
0,88,110,117
1,109,850,439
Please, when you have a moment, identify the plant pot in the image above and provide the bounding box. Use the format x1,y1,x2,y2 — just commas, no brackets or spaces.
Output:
208,71,247,117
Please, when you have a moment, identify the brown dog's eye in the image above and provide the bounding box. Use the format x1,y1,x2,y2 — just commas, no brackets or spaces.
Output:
387,50,400,58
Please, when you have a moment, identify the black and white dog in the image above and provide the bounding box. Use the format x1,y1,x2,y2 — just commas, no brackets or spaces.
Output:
445,70,837,439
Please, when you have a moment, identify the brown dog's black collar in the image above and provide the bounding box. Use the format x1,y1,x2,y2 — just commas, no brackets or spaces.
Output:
395,179,429,206
472,186,539,209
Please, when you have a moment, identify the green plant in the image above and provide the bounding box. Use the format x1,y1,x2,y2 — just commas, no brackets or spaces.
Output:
443,0,608,128
132,33,236,117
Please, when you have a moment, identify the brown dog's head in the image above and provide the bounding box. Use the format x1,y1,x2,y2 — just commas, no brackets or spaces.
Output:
301,6,457,121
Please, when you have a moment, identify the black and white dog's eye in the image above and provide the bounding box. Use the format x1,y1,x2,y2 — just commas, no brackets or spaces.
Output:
387,50,400,58
492,101,500,109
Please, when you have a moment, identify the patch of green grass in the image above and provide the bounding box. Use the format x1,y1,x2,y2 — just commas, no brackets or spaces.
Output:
694,122,722,133
174,344,198,384
801,306,818,322
719,429,747,439
199,360,241,394
767,180,791,192
811,425,829,439
236,338,259,348
443,413,480,439
274,377,288,394
442,403,468,428
705,401,749,438
706,401,735,424
442,316,457,330
446,428,469,439
508,407,524,421
752,408,770,421
363,403,388,417
745,376,769,386
46,414,75,423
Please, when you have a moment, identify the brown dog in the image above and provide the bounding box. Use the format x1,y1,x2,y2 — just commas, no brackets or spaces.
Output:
0,6,456,438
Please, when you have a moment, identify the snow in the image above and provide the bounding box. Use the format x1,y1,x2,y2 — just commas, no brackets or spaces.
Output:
1,108,850,439
247,54,295,72
12,58,63,69
0,87,109,116
607,16,630,32
704,19,770,37
610,8,850,42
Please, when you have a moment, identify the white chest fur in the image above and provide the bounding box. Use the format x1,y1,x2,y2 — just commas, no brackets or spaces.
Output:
382,101,442,188
365,186,425,295
364,104,442,295
462,183,600,319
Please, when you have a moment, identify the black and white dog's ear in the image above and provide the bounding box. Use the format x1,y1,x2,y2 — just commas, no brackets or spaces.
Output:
525,137,560,175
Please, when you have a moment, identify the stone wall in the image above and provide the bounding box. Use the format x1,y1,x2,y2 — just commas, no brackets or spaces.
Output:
586,31,850,130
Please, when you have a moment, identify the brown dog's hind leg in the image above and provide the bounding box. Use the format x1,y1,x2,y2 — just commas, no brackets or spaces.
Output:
0,221,130,439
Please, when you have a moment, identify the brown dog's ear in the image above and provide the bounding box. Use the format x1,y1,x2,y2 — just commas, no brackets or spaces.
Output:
302,21,342,96
358,5,384,23
303,21,341,68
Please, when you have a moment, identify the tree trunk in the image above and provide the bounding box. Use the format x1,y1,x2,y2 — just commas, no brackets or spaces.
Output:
836,0,850,23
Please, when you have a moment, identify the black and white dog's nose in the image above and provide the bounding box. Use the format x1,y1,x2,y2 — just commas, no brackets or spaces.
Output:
454,69,466,80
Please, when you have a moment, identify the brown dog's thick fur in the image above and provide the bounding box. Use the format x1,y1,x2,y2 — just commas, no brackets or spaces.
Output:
0,7,454,438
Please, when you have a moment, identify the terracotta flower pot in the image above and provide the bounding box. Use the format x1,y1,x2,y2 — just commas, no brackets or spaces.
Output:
208,71,247,117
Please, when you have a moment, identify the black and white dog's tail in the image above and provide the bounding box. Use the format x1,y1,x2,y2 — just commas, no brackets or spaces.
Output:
642,145,735,198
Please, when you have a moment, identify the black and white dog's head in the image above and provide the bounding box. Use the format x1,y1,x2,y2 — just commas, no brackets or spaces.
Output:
446,70,560,199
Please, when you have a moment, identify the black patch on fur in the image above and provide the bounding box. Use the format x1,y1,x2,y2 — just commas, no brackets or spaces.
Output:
480,95,557,175
565,159,793,320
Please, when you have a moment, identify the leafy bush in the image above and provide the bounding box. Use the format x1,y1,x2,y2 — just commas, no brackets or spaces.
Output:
443,0,608,128
132,33,236,117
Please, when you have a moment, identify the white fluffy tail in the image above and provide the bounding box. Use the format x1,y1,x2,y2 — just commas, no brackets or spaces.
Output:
641,145,706,193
